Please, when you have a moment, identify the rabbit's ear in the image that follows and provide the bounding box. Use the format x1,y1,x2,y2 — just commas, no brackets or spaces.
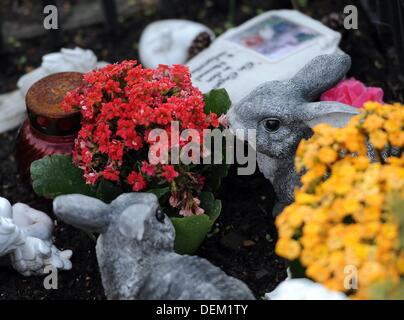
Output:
302,102,360,128
53,195,110,233
291,54,351,101
118,204,152,241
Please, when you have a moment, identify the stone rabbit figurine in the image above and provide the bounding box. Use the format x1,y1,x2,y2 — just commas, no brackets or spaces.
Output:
53,193,255,300
227,54,360,215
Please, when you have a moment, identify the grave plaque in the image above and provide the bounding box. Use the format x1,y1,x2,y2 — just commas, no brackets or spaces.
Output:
187,10,343,104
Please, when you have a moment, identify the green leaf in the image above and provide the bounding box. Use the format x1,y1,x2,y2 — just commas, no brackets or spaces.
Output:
204,88,232,115
204,164,229,192
149,187,170,199
297,0,308,7
387,191,404,249
172,192,222,254
370,280,404,300
292,0,309,8
95,179,123,203
31,155,96,199
289,259,307,279
200,191,222,221
172,214,213,255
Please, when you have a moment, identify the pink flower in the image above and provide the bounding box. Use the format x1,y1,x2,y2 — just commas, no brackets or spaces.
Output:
218,114,229,127
193,199,205,215
169,194,180,207
179,197,205,216
320,78,384,109
194,207,205,215
180,206,204,217
179,208,193,216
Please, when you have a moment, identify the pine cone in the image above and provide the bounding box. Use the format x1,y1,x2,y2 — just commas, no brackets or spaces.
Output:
187,32,212,61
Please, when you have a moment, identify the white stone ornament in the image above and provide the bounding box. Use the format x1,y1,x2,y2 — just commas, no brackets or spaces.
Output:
0,197,13,219
0,47,108,134
139,19,215,69
187,10,343,105
265,278,348,300
17,47,107,97
0,91,28,134
0,217,23,256
12,203,53,240
0,196,72,276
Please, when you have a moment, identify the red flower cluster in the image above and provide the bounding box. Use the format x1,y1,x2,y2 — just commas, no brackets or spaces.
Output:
62,60,218,215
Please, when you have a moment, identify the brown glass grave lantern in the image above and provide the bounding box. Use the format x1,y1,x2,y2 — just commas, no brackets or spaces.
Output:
16,72,83,183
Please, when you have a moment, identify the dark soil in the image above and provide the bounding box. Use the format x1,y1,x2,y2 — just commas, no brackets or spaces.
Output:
0,0,402,300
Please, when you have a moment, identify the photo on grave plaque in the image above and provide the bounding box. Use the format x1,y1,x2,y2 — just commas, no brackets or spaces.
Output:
229,15,321,62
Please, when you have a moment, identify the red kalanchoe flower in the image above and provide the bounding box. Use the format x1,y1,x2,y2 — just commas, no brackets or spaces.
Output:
84,172,99,185
127,171,147,191
207,113,219,128
141,161,156,177
161,165,179,182
102,166,120,182
62,60,221,216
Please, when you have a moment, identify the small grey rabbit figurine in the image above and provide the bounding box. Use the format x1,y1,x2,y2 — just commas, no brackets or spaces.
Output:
53,193,255,300
227,54,360,215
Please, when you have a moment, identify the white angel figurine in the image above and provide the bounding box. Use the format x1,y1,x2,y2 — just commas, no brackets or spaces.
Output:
0,197,72,276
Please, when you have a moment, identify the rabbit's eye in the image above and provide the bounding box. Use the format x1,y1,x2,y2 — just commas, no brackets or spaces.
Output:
156,209,165,223
263,118,280,132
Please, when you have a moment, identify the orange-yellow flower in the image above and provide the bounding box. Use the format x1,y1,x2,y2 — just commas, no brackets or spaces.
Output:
306,261,331,283
276,102,404,299
363,114,384,132
318,147,338,164
275,238,301,260
369,131,388,149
